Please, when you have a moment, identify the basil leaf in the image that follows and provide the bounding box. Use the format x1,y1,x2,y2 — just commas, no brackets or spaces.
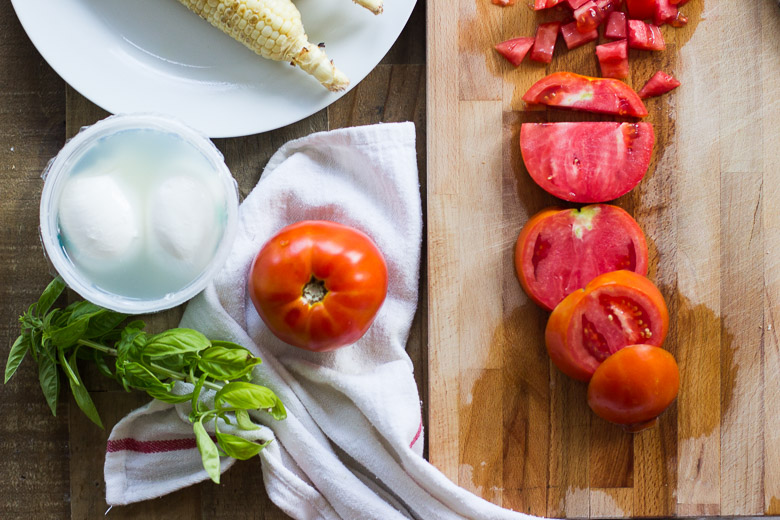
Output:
194,420,221,484
142,329,210,359
36,277,66,316
119,362,171,391
4,334,30,383
38,345,59,416
84,311,128,339
146,386,193,404
191,373,207,413
47,316,90,349
67,350,103,428
67,301,103,323
215,382,286,420
215,431,270,460
92,351,114,378
116,329,145,366
235,409,260,431
198,346,261,381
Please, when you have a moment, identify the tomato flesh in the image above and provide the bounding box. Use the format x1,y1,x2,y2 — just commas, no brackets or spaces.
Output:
530,22,561,64
515,205,649,311
248,221,388,352
522,72,648,118
638,70,681,98
520,122,654,203
628,20,666,51
534,0,565,8
567,0,590,8
605,11,627,39
626,0,655,19
495,37,535,66
561,22,598,50
596,40,629,79
588,345,679,431
545,270,669,381
575,0,620,34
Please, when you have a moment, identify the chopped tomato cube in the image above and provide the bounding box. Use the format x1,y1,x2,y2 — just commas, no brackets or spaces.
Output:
561,22,598,49
638,71,681,98
575,0,619,34
568,0,590,8
626,0,656,19
670,0,688,4
492,0,516,5
495,37,535,66
605,11,627,39
534,0,565,8
596,40,629,79
530,22,561,63
628,20,665,51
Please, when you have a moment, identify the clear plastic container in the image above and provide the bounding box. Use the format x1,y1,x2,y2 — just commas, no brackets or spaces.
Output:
39,113,239,314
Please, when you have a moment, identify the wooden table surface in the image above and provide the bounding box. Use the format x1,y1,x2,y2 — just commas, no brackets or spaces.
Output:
0,1,425,518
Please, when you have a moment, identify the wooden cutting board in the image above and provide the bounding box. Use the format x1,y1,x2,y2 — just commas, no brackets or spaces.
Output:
426,0,780,516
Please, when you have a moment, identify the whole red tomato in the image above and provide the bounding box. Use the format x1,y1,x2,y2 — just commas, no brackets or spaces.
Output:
248,221,388,352
588,344,679,432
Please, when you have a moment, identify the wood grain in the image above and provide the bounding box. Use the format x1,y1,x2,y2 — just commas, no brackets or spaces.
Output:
427,0,780,516
0,1,426,518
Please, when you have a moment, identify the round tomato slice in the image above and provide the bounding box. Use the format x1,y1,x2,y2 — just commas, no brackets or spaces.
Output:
248,221,388,352
521,122,655,203
515,205,648,311
522,72,648,118
545,270,668,381
588,344,679,431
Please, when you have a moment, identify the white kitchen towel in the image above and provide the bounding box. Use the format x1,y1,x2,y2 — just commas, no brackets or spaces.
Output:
104,122,535,520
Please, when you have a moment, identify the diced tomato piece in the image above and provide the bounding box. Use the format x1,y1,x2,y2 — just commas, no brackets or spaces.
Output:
596,40,629,79
575,0,619,34
568,0,590,8
492,0,516,5
561,22,598,49
626,0,656,19
523,72,648,117
530,22,561,63
654,0,687,25
671,0,689,4
495,37,535,66
534,0,565,8
605,11,627,39
628,20,665,51
638,71,681,98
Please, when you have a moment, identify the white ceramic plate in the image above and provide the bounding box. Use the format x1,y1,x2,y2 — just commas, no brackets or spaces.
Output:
11,0,417,137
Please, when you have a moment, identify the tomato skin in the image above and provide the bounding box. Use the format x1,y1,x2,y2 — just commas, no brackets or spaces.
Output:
522,72,648,118
248,221,388,352
545,270,669,382
626,0,656,20
515,205,649,311
588,344,679,431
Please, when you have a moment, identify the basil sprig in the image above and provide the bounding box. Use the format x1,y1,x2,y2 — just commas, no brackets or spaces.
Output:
5,277,285,483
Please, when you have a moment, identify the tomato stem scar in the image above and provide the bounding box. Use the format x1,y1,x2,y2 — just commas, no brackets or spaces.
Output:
302,276,328,305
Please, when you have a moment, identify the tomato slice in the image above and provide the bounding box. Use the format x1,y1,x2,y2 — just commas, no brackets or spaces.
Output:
520,122,655,203
495,37,535,66
534,0,565,8
638,70,681,99
561,22,598,49
596,40,629,79
530,22,561,64
515,205,649,311
588,345,679,431
625,0,655,19
522,72,648,118
605,11,627,39
545,270,669,382
628,20,666,51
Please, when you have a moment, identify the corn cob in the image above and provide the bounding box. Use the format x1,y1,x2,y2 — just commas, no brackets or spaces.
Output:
353,0,383,14
178,0,349,91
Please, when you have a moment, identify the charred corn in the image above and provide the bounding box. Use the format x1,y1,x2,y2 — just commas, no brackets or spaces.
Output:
178,0,349,91
353,0,383,14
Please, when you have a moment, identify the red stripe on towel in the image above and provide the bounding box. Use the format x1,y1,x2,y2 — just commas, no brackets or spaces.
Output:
106,436,215,454
410,420,422,449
